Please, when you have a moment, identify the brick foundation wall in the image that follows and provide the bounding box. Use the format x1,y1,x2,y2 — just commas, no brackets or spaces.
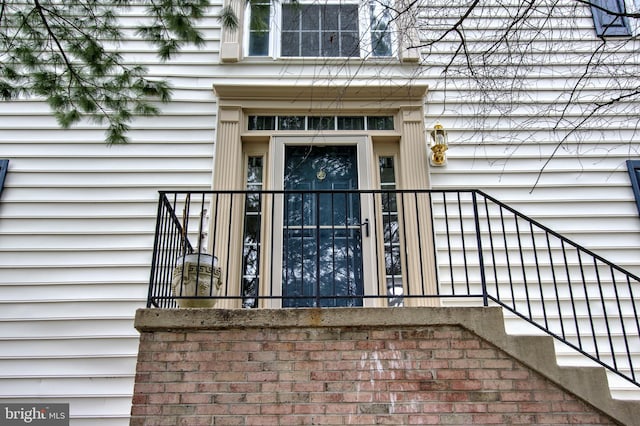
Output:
130,310,618,425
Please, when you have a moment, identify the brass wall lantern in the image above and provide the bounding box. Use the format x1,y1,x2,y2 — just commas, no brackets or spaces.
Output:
430,123,448,166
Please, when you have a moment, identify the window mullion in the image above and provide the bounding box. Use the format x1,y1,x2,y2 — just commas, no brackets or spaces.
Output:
366,0,377,57
273,0,281,57
359,2,371,58
302,7,307,57
318,6,323,57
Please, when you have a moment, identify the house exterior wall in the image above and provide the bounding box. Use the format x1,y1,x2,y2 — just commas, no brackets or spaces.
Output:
0,0,639,424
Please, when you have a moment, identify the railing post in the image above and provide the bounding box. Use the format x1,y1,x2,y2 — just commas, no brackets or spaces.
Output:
147,192,166,308
472,191,488,306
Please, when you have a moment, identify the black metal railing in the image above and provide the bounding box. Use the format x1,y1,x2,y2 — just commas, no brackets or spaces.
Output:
147,189,640,388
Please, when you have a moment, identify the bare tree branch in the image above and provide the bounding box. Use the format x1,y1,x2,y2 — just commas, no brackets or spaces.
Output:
413,0,480,49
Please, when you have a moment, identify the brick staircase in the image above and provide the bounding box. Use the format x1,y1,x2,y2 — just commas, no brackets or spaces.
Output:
130,307,640,425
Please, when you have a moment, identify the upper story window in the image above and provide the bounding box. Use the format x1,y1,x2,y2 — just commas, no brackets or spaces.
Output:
591,0,632,37
247,0,393,58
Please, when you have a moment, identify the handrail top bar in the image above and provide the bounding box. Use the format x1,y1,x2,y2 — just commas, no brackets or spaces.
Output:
158,188,478,195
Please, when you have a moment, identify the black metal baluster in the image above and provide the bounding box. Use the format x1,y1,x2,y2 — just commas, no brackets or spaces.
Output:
160,196,176,307
457,192,470,294
594,258,616,370
499,205,516,310
530,223,548,329
472,191,487,306
547,232,565,340
483,196,499,301
514,215,531,320
626,275,640,382
399,192,411,297
442,192,454,294
428,192,439,298
578,249,599,359
610,266,632,376
562,240,581,350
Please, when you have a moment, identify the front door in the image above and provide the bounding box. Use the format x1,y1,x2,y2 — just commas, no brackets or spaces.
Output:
282,145,364,307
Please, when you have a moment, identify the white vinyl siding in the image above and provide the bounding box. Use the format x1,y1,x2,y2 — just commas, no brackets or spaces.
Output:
0,7,218,425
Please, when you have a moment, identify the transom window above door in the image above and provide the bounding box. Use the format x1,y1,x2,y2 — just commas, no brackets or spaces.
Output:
246,0,394,58
248,115,395,131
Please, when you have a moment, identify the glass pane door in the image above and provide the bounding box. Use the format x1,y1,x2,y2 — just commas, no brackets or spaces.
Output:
283,145,364,307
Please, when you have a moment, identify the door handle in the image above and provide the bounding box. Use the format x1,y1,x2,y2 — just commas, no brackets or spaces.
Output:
360,218,370,237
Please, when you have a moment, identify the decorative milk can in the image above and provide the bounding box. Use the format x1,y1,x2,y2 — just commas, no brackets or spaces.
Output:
171,253,222,308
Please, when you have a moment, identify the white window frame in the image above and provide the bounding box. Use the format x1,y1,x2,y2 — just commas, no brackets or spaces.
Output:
243,0,396,59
